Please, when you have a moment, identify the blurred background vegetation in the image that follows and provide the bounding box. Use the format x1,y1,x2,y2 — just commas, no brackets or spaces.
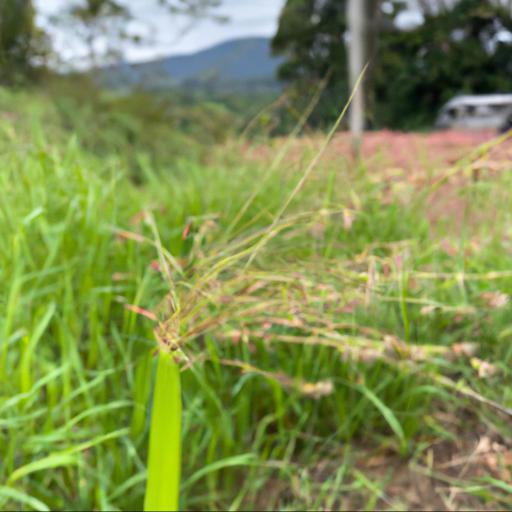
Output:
272,0,512,129
1,0,511,149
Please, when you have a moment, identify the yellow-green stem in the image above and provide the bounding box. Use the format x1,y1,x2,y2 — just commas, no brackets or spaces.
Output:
144,350,182,511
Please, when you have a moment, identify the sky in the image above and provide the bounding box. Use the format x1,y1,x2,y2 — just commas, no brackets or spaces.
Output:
35,0,287,66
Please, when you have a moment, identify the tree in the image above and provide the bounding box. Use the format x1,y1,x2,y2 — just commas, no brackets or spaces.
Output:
271,0,350,127
273,0,512,130
373,0,512,128
272,0,395,128
0,0,48,83
62,0,224,69
60,1,130,68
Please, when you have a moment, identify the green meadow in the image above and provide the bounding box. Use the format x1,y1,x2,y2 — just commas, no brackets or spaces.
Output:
1,89,511,510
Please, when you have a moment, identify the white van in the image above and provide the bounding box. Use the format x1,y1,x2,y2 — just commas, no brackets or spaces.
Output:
435,94,512,132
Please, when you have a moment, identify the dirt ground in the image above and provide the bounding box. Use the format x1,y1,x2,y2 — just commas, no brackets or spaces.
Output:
354,416,512,511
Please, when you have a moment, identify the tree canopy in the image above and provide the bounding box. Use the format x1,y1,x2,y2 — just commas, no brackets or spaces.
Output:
272,0,350,126
272,0,512,129
373,0,512,128
0,0,48,84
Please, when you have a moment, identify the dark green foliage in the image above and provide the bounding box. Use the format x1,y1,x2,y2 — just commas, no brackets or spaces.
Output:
273,0,512,129
272,0,350,128
373,0,512,128
41,75,238,174
70,0,128,18
0,0,48,84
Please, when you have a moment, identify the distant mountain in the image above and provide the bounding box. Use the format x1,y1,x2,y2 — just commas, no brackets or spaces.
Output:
101,37,283,93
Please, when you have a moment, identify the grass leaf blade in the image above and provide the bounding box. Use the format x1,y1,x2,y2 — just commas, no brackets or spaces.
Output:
144,351,182,512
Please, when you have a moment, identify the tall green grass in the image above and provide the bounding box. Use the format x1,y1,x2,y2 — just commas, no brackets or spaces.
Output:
0,89,511,510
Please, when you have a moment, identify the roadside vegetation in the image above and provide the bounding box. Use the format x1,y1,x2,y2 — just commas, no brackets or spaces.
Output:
0,88,511,511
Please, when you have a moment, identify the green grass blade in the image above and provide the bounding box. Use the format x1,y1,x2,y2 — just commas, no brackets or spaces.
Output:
8,453,80,484
482,476,512,494
0,486,50,511
355,385,406,452
64,428,129,454
144,351,182,512
131,351,154,440
182,453,257,491
20,302,56,395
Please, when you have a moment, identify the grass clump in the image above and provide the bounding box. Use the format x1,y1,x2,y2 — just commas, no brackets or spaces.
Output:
0,88,511,511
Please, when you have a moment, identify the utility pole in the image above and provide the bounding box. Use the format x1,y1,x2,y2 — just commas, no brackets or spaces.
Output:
348,0,366,152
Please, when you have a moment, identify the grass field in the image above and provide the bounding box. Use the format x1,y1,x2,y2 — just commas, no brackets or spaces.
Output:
0,91,511,511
